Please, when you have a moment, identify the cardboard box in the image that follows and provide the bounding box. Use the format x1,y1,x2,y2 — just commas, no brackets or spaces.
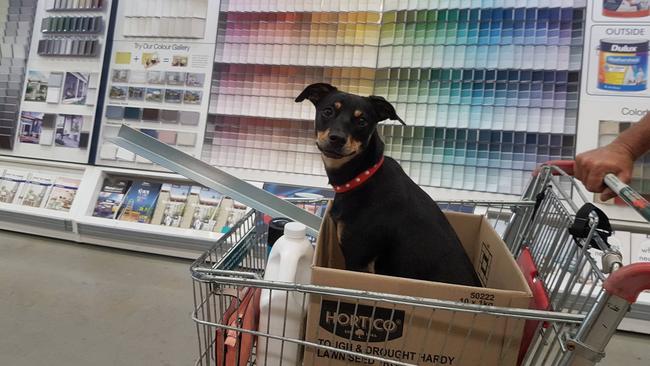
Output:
304,211,532,366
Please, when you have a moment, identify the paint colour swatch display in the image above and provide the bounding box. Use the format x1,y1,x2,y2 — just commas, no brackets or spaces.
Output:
0,0,37,150
37,38,99,57
379,8,584,46
121,0,209,39
10,0,113,164
38,1,107,59
41,16,103,34
219,0,383,12
210,64,376,119
47,0,105,11
95,0,219,170
205,2,587,195
218,12,382,46
376,7,585,69
203,116,324,175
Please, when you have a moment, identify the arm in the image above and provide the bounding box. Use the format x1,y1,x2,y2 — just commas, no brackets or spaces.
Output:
575,113,650,200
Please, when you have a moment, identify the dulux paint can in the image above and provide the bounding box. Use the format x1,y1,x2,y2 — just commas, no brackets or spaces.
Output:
603,0,650,17
598,39,648,92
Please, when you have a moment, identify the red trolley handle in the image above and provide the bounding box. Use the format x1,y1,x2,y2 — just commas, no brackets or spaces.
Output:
533,160,575,177
603,263,650,303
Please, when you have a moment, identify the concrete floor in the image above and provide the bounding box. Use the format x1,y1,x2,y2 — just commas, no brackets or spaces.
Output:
0,230,195,366
0,230,648,365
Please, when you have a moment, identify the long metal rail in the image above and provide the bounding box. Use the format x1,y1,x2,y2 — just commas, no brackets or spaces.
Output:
109,124,323,236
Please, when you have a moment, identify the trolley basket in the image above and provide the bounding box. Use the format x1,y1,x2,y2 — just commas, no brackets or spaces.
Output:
191,162,650,366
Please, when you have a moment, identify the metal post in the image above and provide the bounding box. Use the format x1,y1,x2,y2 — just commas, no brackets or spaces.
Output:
108,124,324,236
560,293,631,366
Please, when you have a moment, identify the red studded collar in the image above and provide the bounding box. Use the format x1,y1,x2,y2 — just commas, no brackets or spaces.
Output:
332,156,385,194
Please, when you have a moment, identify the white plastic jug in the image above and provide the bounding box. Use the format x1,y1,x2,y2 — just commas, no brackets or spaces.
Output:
257,222,314,366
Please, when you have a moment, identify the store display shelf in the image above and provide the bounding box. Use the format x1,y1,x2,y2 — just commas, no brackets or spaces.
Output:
0,201,76,239
0,156,85,240
71,166,234,258
0,154,86,171
0,158,252,258
75,216,222,259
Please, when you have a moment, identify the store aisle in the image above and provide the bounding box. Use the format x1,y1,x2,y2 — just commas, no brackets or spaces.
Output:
0,230,648,365
0,231,195,366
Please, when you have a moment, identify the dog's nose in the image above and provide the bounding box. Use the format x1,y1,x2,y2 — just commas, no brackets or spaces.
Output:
328,133,346,146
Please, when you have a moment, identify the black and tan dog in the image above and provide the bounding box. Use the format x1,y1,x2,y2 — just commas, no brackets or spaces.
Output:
296,83,481,286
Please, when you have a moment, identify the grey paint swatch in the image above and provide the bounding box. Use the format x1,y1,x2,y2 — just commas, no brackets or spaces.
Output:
105,105,124,119
160,109,179,123
179,110,200,125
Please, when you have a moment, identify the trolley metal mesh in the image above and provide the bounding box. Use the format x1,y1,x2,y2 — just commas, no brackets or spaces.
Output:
191,166,630,366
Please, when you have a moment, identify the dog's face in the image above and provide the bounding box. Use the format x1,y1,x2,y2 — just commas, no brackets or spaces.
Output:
295,83,404,169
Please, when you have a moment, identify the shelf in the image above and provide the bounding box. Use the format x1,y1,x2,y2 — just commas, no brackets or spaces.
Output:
0,202,76,240
75,216,222,259
0,158,252,258
72,165,240,258
0,155,85,240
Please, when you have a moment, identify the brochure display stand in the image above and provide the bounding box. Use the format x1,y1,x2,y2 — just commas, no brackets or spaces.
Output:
0,153,259,258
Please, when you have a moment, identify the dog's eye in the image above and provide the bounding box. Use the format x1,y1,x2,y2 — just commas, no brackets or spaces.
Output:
321,107,334,118
358,118,368,128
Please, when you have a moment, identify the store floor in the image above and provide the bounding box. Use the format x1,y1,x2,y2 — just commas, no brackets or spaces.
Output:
0,230,648,366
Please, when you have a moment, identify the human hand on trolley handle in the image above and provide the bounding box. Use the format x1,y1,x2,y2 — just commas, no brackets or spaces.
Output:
575,113,650,201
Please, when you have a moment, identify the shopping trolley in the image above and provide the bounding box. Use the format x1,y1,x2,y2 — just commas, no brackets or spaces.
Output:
191,162,650,366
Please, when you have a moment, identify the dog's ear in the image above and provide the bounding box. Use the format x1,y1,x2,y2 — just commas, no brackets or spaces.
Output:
295,83,338,106
368,96,405,125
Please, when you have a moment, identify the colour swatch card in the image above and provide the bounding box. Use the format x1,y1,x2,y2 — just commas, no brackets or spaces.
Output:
95,0,220,170
376,7,585,70
205,2,587,195
121,0,209,39
0,0,37,151
47,0,105,11
216,11,381,68
219,0,383,12
7,0,113,163
210,64,377,120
